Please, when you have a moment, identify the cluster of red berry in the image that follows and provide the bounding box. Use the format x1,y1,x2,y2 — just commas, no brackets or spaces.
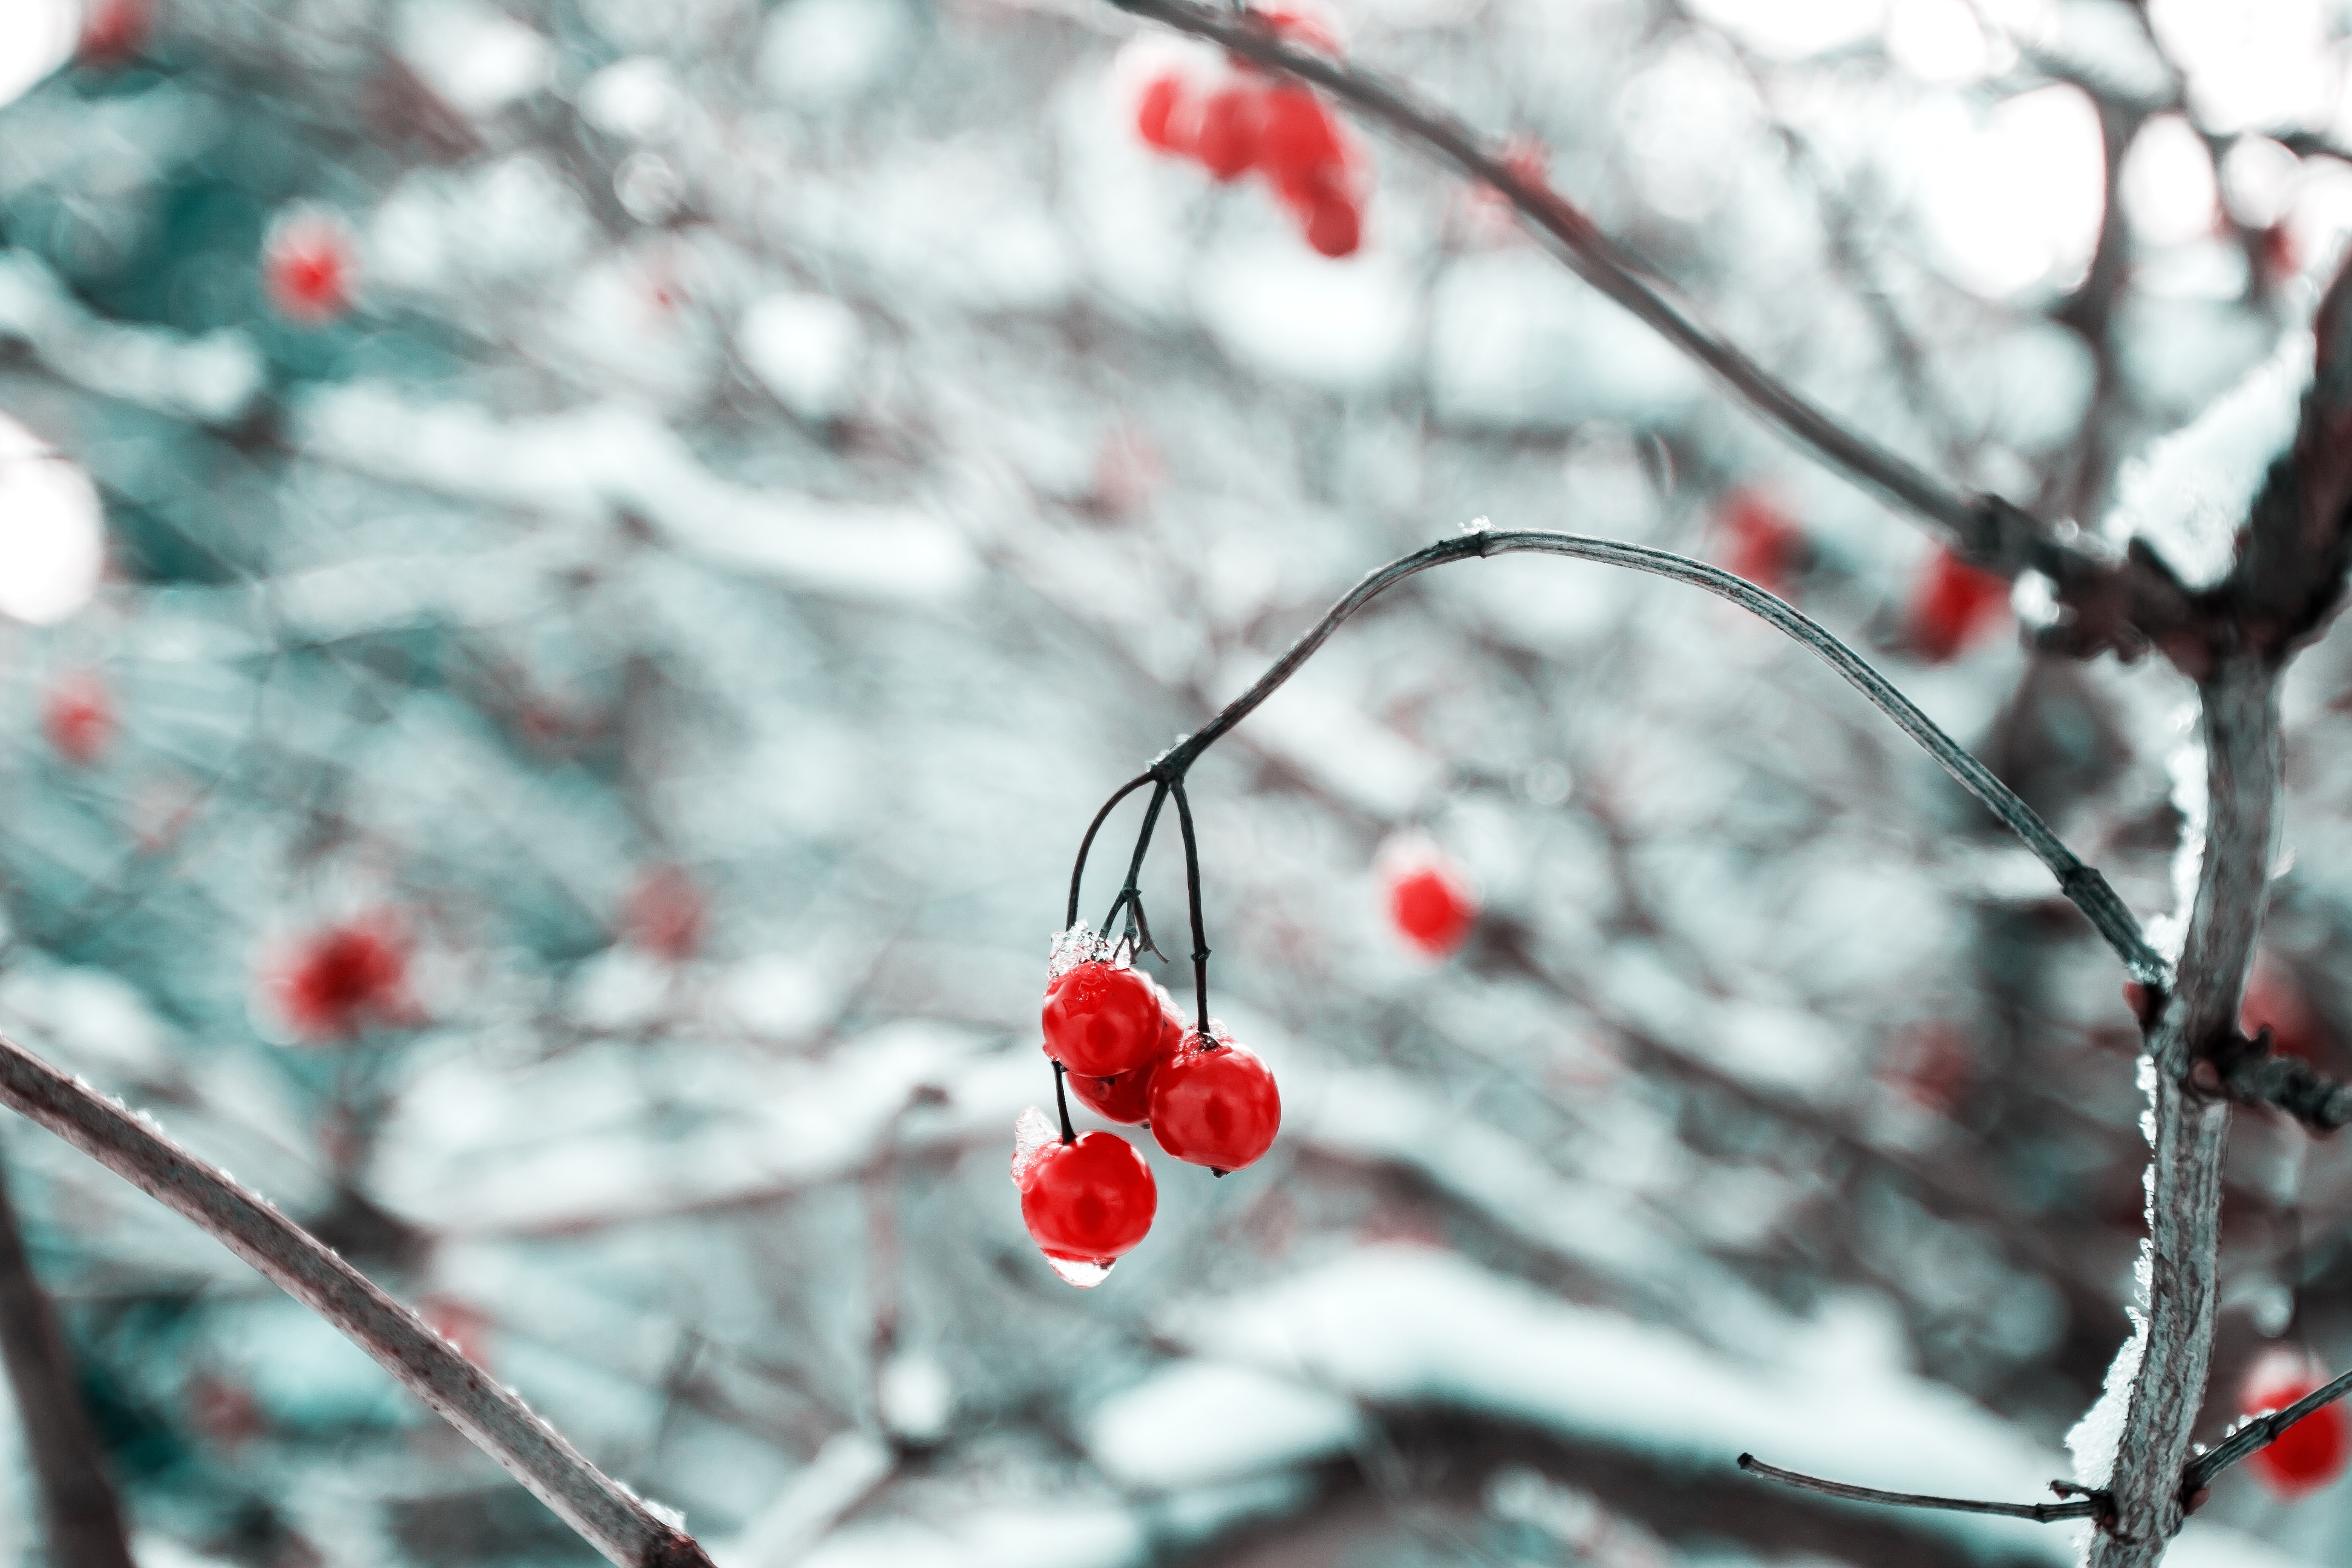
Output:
1126,5,1368,260
1014,942,1280,1286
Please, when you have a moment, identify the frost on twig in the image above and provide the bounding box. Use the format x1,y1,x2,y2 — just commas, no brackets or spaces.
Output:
0,1031,716,1568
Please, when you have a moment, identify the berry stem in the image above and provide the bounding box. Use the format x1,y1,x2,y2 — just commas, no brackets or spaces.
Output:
1053,1060,1076,1145
1170,777,1212,1040
1101,781,1172,949
1066,770,1155,930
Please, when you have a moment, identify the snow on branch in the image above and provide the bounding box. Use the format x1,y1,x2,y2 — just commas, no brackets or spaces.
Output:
0,1030,715,1568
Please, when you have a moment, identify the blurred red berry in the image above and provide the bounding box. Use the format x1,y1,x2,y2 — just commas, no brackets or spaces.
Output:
1148,1027,1281,1174
624,863,706,963
1194,87,1263,181
1042,959,1166,1077
1719,489,1805,596
422,1295,494,1369
43,671,114,766
1137,72,1189,152
270,918,411,1042
2242,1351,2350,1497
1258,87,1339,185
79,0,153,65
1013,1124,1157,1284
1247,0,1344,57
2243,957,2328,1060
1383,848,1478,958
263,214,358,325
1909,547,2009,662
1302,194,1362,258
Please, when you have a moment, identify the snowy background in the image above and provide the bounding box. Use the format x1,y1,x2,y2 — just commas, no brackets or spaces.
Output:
4,0,2352,1563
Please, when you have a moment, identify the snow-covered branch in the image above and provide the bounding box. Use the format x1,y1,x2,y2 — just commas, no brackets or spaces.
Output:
0,1031,715,1568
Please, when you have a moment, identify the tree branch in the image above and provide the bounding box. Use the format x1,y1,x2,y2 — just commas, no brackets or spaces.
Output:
1736,1454,2105,1524
0,1138,134,1568
1148,529,2166,984
0,1033,716,1568
2089,656,2278,1567
2183,1362,2352,1494
1106,0,2106,589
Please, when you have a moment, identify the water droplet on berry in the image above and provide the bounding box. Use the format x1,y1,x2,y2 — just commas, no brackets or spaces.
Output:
1047,1255,1113,1289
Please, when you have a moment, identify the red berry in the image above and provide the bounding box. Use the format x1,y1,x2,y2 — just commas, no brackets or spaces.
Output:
1384,851,1478,958
263,214,358,325
1909,547,2008,662
2243,957,2327,1060
1302,193,1361,258
1148,1028,1281,1174
624,863,706,963
270,918,411,1043
1042,959,1166,1077
1194,87,1263,181
1258,87,1339,185
2242,1352,2351,1497
1065,980,1182,1124
1247,1,1344,57
79,0,152,65
1137,72,1189,152
422,1295,494,1369
43,671,114,766
1719,488,1805,596
1012,1119,1157,1286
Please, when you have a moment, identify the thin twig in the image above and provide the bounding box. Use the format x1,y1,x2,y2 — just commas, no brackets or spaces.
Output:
1138,529,2166,984
2220,1048,2352,1132
0,1033,714,1568
1106,0,2089,584
1169,776,1212,1036
1066,770,1154,929
1736,1454,2105,1523
0,1138,135,1568
2183,1363,2352,1494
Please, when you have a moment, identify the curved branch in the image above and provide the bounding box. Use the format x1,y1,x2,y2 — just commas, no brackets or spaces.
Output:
1149,530,2166,984
0,1033,714,1568
1105,0,2094,587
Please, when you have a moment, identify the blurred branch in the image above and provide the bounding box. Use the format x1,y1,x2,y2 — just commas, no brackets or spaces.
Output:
1133,529,2167,984
0,1140,135,1568
1106,2,2114,581
2219,1048,2352,1130
2183,1362,2352,1494
0,1033,717,1568
1736,1454,2105,1524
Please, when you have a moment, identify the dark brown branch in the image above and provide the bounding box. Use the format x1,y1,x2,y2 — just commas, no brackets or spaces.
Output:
2219,1048,2352,1131
0,1140,135,1568
1736,1454,2105,1524
0,1033,715,1568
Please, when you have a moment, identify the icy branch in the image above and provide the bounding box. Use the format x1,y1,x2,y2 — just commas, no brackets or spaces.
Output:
1736,1454,2105,1524
2086,657,2276,1568
0,1031,716,1568
1132,529,2166,985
